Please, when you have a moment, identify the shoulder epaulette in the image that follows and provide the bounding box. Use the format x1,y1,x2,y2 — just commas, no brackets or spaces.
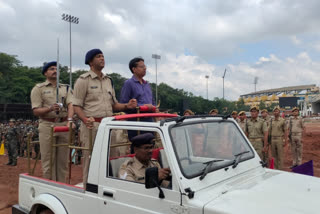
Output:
79,72,90,78
36,82,47,88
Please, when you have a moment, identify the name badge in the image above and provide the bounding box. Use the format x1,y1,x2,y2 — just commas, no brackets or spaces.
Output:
90,86,98,89
43,91,51,94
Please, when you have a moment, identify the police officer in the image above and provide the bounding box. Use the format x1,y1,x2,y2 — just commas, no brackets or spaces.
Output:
5,119,18,166
231,111,238,122
118,133,170,187
238,111,246,132
22,119,33,157
30,61,74,182
245,106,268,160
269,106,288,169
209,109,218,116
261,109,271,127
72,49,137,186
288,107,305,167
32,120,40,159
16,118,25,157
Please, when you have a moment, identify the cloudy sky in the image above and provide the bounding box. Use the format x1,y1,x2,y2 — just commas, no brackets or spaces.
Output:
1,0,320,100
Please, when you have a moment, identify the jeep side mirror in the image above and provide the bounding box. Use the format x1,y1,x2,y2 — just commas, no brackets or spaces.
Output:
145,167,165,199
145,167,158,189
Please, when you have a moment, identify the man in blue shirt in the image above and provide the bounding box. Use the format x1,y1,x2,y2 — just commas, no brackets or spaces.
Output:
120,57,155,111
120,57,156,152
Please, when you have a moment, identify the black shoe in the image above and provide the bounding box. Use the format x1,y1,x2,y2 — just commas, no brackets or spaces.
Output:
6,161,13,165
11,162,17,166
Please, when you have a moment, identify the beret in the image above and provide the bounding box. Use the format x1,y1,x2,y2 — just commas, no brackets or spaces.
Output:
42,61,57,75
131,133,155,147
85,49,103,65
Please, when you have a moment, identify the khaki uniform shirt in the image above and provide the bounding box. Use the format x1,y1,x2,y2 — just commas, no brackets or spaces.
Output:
289,116,304,134
72,70,117,117
269,117,286,137
246,118,268,139
262,116,271,128
238,119,246,132
30,81,72,119
118,156,169,187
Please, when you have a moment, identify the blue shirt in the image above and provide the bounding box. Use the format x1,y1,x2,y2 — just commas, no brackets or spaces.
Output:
120,75,155,106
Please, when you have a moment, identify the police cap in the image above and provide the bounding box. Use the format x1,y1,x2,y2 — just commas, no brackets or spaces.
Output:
131,133,155,147
261,109,268,113
209,109,218,114
250,106,259,112
85,49,103,65
292,107,299,112
183,109,194,116
231,111,238,115
42,61,57,75
273,106,280,112
239,111,246,116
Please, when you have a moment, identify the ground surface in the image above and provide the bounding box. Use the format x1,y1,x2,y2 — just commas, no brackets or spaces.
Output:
0,121,319,214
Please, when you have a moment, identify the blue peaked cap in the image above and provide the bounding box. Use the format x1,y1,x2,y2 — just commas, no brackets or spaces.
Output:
42,61,57,75
85,49,103,65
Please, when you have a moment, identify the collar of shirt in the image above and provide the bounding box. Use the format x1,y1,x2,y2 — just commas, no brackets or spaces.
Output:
88,70,106,79
132,75,147,84
250,118,258,122
133,156,152,170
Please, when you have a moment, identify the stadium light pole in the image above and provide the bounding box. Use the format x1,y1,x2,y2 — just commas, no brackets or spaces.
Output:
62,13,79,89
254,76,258,93
205,75,209,100
222,68,227,100
152,54,161,105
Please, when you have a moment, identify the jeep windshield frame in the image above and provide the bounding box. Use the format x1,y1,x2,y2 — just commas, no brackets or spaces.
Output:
169,119,254,179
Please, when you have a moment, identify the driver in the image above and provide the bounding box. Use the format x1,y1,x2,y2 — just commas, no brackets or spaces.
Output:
118,133,170,187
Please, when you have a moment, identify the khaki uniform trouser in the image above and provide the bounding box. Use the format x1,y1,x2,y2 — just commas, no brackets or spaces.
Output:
80,122,99,187
270,137,284,169
249,138,264,161
290,133,303,166
39,120,69,182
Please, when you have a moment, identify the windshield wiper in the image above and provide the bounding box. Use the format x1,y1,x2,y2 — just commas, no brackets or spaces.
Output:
199,159,224,180
232,151,250,169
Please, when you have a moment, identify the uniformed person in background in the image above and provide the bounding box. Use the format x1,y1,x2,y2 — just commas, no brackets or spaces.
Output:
118,133,170,187
183,109,194,116
238,111,246,132
22,119,33,157
245,106,268,160
32,120,40,159
5,119,18,166
261,109,271,127
269,106,288,169
72,49,137,186
231,111,239,122
288,107,305,168
30,61,74,182
209,109,218,116
16,118,25,157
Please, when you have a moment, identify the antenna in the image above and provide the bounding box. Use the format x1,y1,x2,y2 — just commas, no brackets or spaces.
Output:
222,68,227,99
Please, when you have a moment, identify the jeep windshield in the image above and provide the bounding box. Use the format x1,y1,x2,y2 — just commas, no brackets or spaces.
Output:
169,120,254,179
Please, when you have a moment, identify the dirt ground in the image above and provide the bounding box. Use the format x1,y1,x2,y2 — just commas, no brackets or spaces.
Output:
0,121,319,214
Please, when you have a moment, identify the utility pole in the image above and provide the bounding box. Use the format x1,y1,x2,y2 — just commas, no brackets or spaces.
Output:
254,76,258,93
205,75,209,100
62,13,79,89
152,54,161,105
222,69,227,100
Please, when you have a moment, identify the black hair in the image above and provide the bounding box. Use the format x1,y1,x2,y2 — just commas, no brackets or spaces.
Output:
129,57,144,73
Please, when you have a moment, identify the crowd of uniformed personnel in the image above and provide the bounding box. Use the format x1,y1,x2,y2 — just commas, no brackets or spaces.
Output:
0,48,306,187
